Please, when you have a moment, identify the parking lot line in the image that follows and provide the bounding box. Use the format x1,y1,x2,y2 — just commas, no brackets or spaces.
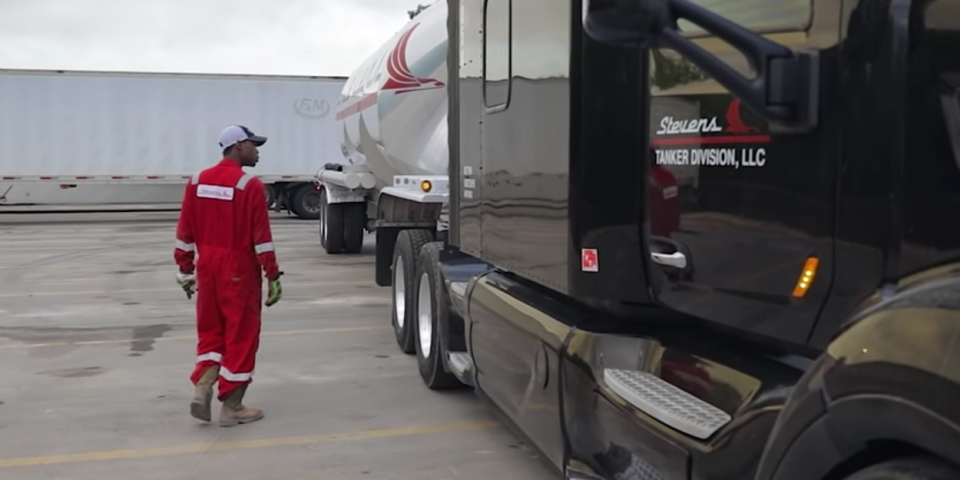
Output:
0,325,388,350
0,420,499,468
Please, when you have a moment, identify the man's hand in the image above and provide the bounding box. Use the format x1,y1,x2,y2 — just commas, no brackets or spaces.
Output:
266,271,283,307
177,272,197,299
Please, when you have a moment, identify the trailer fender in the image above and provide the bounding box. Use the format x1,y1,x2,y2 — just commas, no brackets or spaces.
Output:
319,181,367,205
374,190,443,228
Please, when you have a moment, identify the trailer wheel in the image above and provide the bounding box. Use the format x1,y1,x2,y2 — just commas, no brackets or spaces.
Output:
839,456,960,480
414,241,462,389
319,193,345,254
391,229,433,354
342,203,365,254
291,184,321,220
264,184,277,208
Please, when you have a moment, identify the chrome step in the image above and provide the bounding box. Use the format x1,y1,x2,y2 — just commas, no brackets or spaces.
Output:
446,351,475,386
603,368,731,440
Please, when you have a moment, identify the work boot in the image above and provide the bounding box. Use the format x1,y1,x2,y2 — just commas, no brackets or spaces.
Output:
219,384,263,427
190,366,219,422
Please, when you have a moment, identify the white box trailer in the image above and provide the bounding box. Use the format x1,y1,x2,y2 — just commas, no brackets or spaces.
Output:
0,68,347,219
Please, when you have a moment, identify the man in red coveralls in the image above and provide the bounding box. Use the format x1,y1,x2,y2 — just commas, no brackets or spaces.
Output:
173,125,283,427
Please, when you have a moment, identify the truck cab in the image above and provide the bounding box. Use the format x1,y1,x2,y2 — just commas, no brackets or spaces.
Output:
367,0,960,478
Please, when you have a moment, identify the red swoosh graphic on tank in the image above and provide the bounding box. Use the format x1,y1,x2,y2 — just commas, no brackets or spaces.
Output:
382,23,445,94
335,22,445,120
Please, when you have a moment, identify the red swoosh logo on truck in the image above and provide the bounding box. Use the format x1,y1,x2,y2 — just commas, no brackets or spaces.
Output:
724,99,760,134
651,99,770,146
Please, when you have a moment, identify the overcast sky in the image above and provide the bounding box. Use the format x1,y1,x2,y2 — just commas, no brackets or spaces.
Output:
0,0,427,77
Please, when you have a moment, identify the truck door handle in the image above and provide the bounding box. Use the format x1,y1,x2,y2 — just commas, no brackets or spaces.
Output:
651,251,687,269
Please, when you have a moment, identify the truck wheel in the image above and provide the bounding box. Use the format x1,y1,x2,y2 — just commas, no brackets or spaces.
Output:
414,241,462,389
391,229,433,354
342,203,365,254
291,184,321,220
840,457,960,480
319,193,345,254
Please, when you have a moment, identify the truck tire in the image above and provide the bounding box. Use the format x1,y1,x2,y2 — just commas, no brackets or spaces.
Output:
342,203,365,254
840,457,960,480
414,241,462,389
391,229,433,354
291,184,321,220
319,193,345,254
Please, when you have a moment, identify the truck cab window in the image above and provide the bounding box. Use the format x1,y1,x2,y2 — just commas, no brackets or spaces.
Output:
646,0,840,346
677,0,813,36
483,0,511,110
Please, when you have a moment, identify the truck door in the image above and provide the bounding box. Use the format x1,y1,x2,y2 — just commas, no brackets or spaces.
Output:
463,0,573,471
646,0,842,345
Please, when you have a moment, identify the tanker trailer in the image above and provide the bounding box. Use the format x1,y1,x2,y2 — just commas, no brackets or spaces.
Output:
316,0,451,325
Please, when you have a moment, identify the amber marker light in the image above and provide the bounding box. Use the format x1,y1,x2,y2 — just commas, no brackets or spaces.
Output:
421,180,432,192
792,257,819,298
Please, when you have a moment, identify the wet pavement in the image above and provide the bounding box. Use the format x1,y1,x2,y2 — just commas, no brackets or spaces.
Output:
0,211,553,480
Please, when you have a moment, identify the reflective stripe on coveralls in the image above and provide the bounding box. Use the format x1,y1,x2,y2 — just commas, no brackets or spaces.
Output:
219,368,253,382
196,352,251,383
174,161,279,401
175,239,195,252
197,352,222,363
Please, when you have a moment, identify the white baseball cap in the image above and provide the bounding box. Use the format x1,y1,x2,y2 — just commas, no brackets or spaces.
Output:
218,125,267,149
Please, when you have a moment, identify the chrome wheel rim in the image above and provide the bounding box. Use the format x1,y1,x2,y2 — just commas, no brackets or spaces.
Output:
417,271,432,356
393,259,405,328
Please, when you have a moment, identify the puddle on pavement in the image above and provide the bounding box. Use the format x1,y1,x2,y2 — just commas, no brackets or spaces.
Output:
0,323,173,358
130,324,173,353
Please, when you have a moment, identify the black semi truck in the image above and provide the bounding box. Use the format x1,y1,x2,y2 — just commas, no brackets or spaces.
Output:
374,0,960,478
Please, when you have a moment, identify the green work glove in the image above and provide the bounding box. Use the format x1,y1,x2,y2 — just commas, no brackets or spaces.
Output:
177,272,197,299
265,271,283,307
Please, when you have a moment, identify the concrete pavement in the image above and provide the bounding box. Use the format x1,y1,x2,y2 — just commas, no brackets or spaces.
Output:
0,212,553,480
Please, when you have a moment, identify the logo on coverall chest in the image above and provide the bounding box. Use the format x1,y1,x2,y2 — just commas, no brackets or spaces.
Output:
197,184,235,201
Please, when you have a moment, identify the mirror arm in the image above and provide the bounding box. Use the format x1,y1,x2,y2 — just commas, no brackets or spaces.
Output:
657,0,819,132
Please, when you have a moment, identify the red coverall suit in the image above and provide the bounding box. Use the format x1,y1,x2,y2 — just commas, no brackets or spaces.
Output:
173,159,279,402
